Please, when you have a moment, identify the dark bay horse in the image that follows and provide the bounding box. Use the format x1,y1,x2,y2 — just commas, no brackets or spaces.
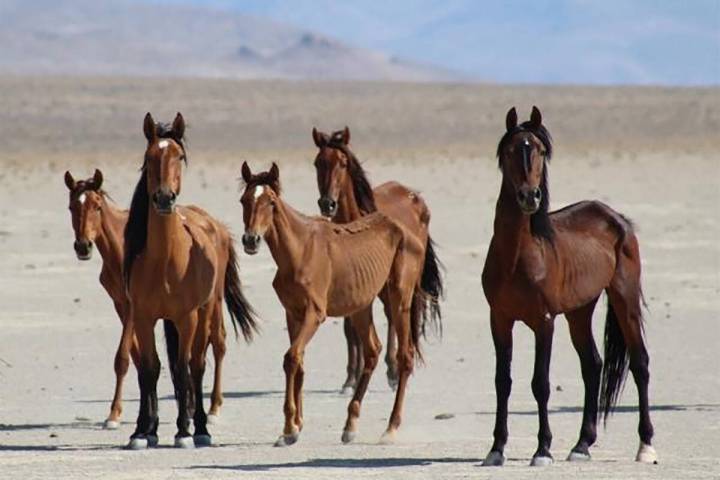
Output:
123,113,257,449
239,162,433,446
311,127,443,393
481,107,656,466
64,169,232,429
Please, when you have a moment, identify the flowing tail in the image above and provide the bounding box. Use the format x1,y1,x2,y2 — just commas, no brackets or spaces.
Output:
599,299,630,424
419,236,444,337
224,242,259,342
410,286,425,363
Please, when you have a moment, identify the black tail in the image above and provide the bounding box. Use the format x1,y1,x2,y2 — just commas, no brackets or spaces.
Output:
419,236,444,338
163,319,180,399
599,300,630,424
224,242,259,342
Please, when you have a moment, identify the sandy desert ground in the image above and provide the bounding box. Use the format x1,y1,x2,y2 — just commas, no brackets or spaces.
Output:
0,77,718,479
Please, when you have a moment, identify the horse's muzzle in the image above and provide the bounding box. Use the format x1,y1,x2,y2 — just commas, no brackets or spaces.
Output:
242,232,261,255
74,240,93,260
318,196,337,217
152,190,177,215
516,187,541,214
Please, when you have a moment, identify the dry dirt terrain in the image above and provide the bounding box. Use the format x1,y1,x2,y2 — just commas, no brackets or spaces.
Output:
0,77,718,479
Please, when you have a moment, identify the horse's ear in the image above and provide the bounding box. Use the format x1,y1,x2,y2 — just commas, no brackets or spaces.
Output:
530,106,542,129
92,169,104,190
172,112,185,140
241,161,252,184
341,126,350,145
506,107,518,131
143,112,156,142
312,127,325,148
64,171,76,191
269,162,280,183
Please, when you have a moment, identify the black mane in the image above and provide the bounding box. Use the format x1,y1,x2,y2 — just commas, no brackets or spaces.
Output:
123,124,187,286
496,121,554,242
327,131,376,214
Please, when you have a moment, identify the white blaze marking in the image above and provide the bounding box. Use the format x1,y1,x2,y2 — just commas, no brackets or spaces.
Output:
253,185,265,199
158,140,169,149
78,193,87,204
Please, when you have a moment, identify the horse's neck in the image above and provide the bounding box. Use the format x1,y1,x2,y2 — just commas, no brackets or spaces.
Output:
335,179,363,222
146,207,185,262
95,198,126,269
492,183,534,274
265,198,312,271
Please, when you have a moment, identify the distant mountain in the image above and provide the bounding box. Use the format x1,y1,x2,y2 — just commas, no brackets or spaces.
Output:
168,0,720,86
0,0,460,81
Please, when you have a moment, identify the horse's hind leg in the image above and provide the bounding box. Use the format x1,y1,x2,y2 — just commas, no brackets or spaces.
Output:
341,317,363,394
106,302,134,430
565,298,602,461
529,317,555,466
171,311,200,449
380,289,399,390
606,284,656,463
208,303,226,422
341,307,381,443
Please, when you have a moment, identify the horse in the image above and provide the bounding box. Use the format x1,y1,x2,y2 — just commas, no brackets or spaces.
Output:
64,169,232,429
481,106,657,466
311,127,443,393
123,112,258,449
239,161,434,446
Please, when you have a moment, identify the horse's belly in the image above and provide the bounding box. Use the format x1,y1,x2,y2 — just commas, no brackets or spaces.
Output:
326,273,387,317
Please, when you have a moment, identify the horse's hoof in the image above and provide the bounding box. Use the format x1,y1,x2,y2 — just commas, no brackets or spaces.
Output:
340,385,355,396
174,435,195,449
104,419,120,430
635,442,658,464
341,429,356,444
206,414,220,425
530,455,553,467
386,375,399,391
274,432,299,447
481,450,505,466
379,429,396,445
567,450,591,462
194,434,213,447
126,437,148,450
147,434,159,448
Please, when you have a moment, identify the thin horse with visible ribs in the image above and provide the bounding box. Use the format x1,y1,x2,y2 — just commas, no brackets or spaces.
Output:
123,113,257,450
239,161,436,446
481,106,656,466
311,127,443,393
64,168,233,429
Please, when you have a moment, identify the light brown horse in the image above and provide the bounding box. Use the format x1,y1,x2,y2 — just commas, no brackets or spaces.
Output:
239,162,433,446
64,169,231,429
311,127,443,393
123,113,257,449
481,106,656,466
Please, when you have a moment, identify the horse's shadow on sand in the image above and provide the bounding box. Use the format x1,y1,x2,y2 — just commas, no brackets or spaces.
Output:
190,457,478,472
74,389,339,404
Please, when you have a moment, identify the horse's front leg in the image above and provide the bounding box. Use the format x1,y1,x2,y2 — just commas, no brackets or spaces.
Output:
172,311,199,449
275,308,321,447
482,311,514,466
529,317,555,466
127,311,160,450
106,301,133,430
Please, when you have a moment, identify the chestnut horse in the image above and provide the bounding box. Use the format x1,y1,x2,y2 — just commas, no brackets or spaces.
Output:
123,113,257,449
239,162,432,446
481,107,656,466
311,127,443,393
64,169,232,429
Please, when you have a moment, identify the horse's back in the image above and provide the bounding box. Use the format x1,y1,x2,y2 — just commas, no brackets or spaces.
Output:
374,181,429,242
550,200,636,244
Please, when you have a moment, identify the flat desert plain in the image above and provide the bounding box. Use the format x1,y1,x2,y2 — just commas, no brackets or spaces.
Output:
0,77,718,479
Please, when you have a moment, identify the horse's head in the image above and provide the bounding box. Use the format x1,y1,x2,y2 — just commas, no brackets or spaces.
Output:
498,106,552,215
64,169,105,260
312,126,352,217
239,161,281,255
142,112,187,215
